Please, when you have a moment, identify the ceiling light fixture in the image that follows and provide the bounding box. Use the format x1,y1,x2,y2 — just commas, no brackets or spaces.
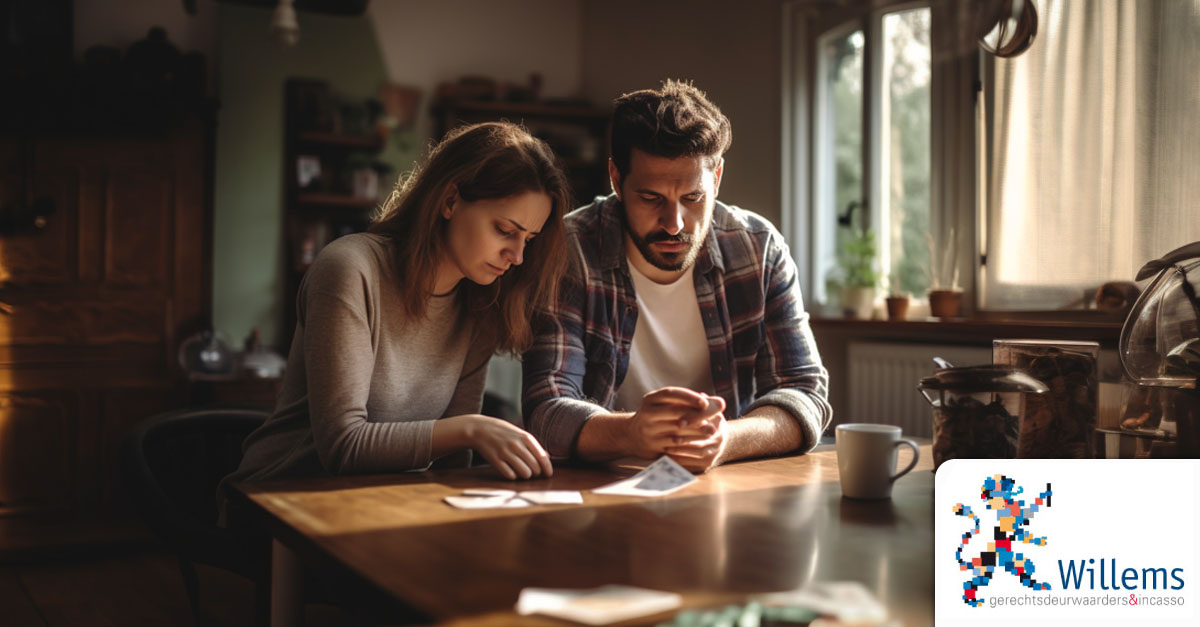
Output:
270,0,300,47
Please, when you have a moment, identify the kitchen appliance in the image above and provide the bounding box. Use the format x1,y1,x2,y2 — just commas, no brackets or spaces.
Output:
1118,241,1200,457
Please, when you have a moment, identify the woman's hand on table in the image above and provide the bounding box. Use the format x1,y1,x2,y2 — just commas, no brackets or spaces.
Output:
434,415,553,480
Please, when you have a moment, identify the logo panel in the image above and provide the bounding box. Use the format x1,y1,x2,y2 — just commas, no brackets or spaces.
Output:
935,459,1197,626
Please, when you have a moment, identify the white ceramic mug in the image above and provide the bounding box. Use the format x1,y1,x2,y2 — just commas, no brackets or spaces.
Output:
835,423,920,499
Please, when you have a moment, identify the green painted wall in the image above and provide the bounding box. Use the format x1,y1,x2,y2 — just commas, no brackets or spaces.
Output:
212,6,409,349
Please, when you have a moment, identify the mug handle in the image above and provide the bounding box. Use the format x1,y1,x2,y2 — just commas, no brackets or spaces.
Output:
890,439,920,482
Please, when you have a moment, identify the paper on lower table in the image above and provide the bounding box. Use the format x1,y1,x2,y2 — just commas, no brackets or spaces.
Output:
758,581,888,623
592,456,697,496
651,582,891,627
515,584,682,625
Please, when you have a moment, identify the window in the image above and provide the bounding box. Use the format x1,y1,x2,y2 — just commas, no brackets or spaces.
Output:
789,0,1197,315
788,2,932,307
981,0,1200,310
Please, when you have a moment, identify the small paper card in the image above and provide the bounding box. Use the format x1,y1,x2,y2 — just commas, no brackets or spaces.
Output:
592,456,697,497
518,490,584,505
515,584,682,625
443,494,528,509
444,489,584,509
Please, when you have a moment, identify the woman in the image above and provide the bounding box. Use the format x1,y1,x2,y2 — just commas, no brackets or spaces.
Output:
221,122,570,503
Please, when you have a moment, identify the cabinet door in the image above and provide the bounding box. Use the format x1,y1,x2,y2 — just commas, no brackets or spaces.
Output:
0,391,77,513
0,125,209,517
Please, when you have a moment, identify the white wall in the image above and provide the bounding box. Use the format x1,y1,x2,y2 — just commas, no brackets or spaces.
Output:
580,0,784,226
368,0,584,142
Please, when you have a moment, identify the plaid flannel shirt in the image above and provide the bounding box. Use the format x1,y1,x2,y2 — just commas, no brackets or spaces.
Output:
521,195,832,460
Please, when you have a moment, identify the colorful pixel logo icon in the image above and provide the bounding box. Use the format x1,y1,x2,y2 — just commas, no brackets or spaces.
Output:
952,474,1053,607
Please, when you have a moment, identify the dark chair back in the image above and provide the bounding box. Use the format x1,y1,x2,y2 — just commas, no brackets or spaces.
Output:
482,391,520,423
121,408,269,616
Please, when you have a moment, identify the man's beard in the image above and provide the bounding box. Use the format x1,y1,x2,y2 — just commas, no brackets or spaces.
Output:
621,209,704,272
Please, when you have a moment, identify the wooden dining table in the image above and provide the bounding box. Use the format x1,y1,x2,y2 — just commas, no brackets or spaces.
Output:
232,444,934,626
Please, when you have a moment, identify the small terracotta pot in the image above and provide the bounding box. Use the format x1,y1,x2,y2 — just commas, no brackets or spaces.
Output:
886,295,910,321
928,289,963,318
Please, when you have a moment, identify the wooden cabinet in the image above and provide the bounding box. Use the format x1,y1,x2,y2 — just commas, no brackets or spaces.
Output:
282,79,384,343
431,99,612,207
0,119,212,537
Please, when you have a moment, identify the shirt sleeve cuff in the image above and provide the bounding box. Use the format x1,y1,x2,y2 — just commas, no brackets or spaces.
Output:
745,389,833,452
528,398,607,460
408,419,437,470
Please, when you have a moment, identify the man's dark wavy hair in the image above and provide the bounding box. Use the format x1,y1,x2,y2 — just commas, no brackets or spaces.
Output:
609,79,732,183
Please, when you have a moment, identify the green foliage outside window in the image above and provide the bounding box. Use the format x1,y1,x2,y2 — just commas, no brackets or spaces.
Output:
886,9,932,298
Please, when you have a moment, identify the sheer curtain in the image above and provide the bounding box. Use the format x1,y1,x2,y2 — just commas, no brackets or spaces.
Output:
983,0,1200,310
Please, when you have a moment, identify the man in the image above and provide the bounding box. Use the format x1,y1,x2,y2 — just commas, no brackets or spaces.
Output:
522,80,831,472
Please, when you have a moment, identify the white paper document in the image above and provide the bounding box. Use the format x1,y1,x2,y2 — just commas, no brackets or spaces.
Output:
515,584,682,625
443,489,584,509
592,456,697,497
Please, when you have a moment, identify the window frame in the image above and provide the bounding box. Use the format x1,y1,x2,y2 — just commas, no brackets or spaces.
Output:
814,19,867,305
784,0,979,313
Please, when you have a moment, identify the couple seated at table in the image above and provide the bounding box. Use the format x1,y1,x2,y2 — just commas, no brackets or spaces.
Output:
220,80,832,501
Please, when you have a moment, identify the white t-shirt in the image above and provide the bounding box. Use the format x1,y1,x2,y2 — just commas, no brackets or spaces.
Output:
613,262,715,412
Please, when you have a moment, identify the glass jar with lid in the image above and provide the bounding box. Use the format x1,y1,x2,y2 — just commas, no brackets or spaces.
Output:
918,365,1048,470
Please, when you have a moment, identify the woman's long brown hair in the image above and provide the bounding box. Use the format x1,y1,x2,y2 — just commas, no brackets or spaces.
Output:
369,121,570,355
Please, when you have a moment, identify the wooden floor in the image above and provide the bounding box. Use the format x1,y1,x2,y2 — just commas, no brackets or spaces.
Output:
0,548,359,627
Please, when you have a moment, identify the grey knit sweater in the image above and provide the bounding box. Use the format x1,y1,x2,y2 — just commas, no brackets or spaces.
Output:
220,233,491,499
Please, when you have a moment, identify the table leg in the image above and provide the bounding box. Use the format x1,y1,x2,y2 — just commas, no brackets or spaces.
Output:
271,539,304,627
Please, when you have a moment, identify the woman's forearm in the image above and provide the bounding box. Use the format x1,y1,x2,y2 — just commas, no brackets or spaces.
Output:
430,415,475,460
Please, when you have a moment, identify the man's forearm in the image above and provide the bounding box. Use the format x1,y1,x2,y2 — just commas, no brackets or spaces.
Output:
574,412,636,462
719,405,804,464
526,397,609,460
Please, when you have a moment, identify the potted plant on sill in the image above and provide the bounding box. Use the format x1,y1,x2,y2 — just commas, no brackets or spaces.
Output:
836,227,882,320
885,273,911,321
927,229,963,318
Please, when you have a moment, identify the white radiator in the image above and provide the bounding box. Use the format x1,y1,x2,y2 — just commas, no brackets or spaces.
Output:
846,341,992,438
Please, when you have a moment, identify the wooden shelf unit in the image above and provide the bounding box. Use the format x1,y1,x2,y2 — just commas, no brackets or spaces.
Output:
282,79,386,346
